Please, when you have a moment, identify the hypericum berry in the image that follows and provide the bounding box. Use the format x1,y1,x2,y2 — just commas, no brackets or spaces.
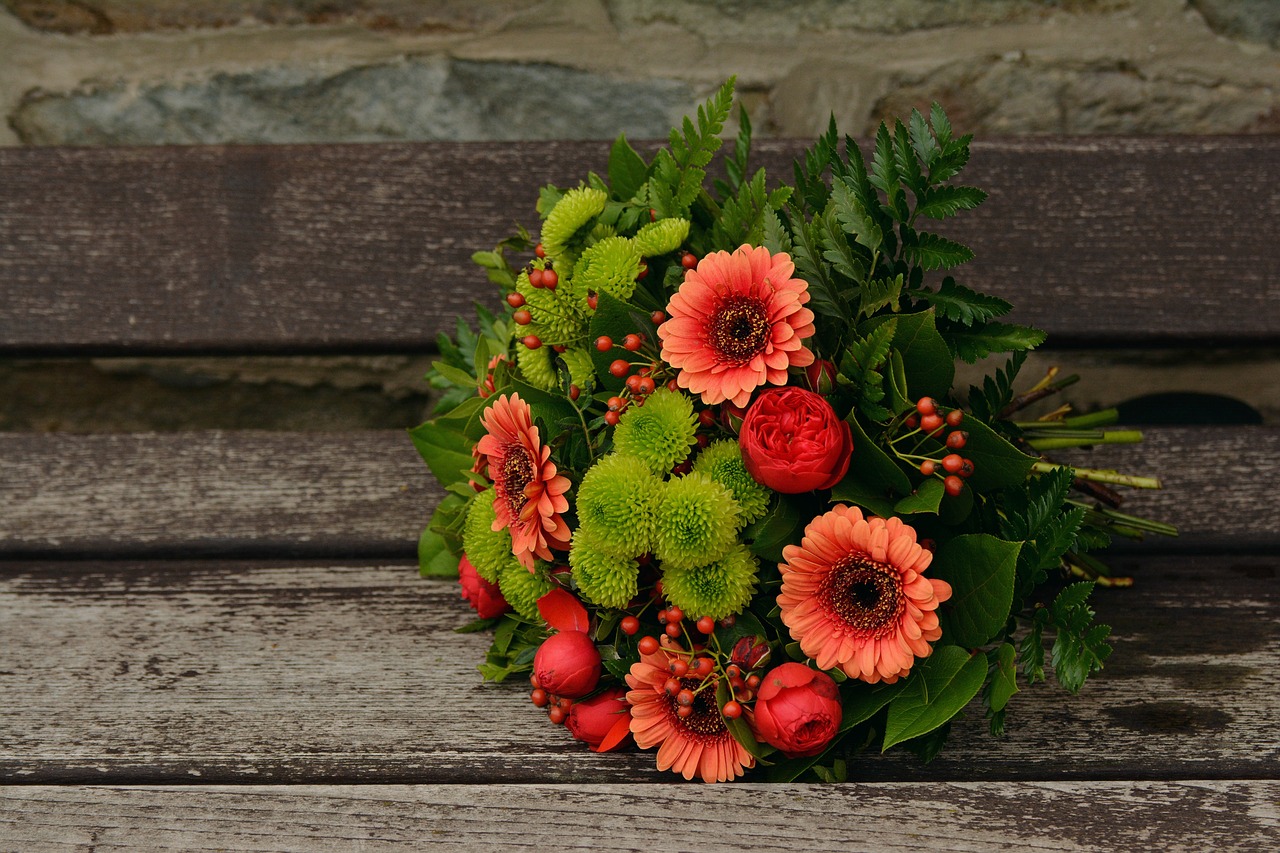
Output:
695,433,709,449
945,409,964,427
666,606,684,623
636,376,656,396
696,616,715,635
513,309,532,325
534,242,546,258
725,664,742,680
651,310,666,325
946,430,969,450
745,674,761,690
959,458,976,478
623,333,643,351
905,414,919,429
719,614,736,628
522,335,542,349
506,292,525,308
721,700,743,719
676,689,695,707
542,268,558,289
620,615,640,635
529,268,545,288
609,359,630,378
667,379,679,391
548,705,566,724
916,397,937,416
681,252,698,270
595,335,613,352
664,677,681,696
637,263,649,280
625,374,643,393
697,409,717,427
692,657,714,677
919,460,937,476
557,697,573,711
665,622,682,638
671,461,692,477
637,636,660,655
920,413,944,434
676,704,694,718
587,293,599,310
607,396,623,412
942,453,964,474
552,344,567,353
604,410,620,426
569,384,581,401
530,674,541,689
944,475,964,497
530,688,549,707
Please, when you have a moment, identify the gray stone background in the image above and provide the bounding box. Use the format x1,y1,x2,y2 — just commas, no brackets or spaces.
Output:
2,0,1277,430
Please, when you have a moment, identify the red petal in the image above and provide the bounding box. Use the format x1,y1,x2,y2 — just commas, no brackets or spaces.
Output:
592,711,635,753
537,587,591,633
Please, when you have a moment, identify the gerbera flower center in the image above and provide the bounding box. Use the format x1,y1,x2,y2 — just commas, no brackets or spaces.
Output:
709,296,770,363
667,677,728,739
500,443,535,511
822,555,904,636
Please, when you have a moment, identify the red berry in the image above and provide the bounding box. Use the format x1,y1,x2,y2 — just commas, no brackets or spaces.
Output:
513,309,532,325
905,414,919,429
676,704,694,718
651,310,666,325
697,409,717,427
506,292,525,308
620,615,640,635
722,700,743,719
942,453,964,474
637,376,656,396
676,689,695,707
609,359,630,378
548,705,566,724
595,335,613,352
569,385,581,401
696,616,715,635
528,268,545,288
919,459,936,476
944,475,964,497
534,242,546,258
719,614,736,628
667,379,679,391
725,664,741,680
945,409,964,427
670,658,690,677
649,208,657,221
542,268,558,288
693,657,714,677
667,606,684,623
623,333,643,351
557,697,573,711
681,252,698,270
959,458,976,478
637,636,659,655
671,461,692,477
637,263,649,280
920,413,944,434
626,374,643,393
587,294,599,310
530,688,549,707
552,344,567,353
522,335,542,350
695,433,709,448
745,674,761,690
663,677,681,696
607,396,623,412
604,411,620,426
665,622,682,638
946,430,969,450
916,397,937,416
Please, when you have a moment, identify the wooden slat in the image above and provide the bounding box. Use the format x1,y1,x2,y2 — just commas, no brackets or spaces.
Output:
2,137,1276,355
2,782,1277,851
1,557,1275,784
1,427,1276,559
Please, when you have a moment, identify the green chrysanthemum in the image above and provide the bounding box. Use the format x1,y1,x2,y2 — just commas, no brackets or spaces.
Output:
516,341,559,391
516,270,586,342
541,187,608,259
569,526,640,610
559,346,596,393
660,543,759,620
692,440,770,524
462,492,510,583
575,454,661,557
612,388,697,475
652,472,741,570
572,236,642,301
498,560,554,621
632,218,691,257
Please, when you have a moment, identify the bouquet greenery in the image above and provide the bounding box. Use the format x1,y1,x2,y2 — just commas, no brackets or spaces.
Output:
411,78,1173,782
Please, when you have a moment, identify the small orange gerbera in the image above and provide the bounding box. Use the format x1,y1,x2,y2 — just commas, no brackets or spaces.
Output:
626,644,754,783
476,393,571,570
657,244,815,408
777,505,952,684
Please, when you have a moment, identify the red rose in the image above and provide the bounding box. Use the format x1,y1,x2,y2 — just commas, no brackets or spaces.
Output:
739,387,852,493
458,553,510,619
565,687,632,751
533,630,601,698
750,662,842,758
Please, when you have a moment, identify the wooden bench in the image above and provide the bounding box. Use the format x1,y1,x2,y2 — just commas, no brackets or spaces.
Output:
2,137,1278,849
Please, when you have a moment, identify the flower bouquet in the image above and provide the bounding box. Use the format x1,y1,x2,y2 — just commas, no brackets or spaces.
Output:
411,78,1174,782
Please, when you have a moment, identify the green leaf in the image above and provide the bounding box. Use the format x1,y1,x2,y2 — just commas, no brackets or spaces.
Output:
839,679,907,731
930,534,1021,648
894,477,945,516
762,207,793,256
908,108,938,171
742,494,804,562
916,277,1010,326
588,291,651,393
988,642,1019,713
904,231,974,271
1018,608,1049,685
892,118,926,199
915,185,987,220
869,123,904,218
956,414,1037,492
408,419,478,487
882,646,985,750
866,309,954,400
608,133,649,201
832,412,912,502
947,321,1047,364
430,359,476,389
1049,582,1112,693
840,319,895,422
418,524,460,577
832,176,883,253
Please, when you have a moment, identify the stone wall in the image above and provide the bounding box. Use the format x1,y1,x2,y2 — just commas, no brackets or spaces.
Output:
2,0,1276,430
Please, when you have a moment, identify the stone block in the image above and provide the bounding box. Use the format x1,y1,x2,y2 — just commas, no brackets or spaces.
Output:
1191,0,1280,47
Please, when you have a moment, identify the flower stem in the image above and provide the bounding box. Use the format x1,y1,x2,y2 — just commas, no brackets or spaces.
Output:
1026,430,1144,451
1032,461,1162,489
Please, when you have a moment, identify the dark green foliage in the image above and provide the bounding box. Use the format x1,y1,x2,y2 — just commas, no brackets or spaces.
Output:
1049,582,1113,693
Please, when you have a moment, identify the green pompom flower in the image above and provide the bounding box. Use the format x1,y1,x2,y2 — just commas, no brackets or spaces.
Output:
692,440,770,524
632,218,690,257
516,341,559,391
559,347,596,393
498,560,553,621
660,543,759,620
612,388,697,475
572,236,642,301
462,493,510,583
541,187,607,259
575,454,660,557
653,472,741,570
569,526,640,610
516,270,586,343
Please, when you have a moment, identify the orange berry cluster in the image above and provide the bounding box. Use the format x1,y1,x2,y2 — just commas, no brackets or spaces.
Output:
908,397,976,497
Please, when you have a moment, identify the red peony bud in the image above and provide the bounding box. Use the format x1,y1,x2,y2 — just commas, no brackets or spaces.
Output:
533,630,601,698
750,662,842,758
457,553,510,619
730,636,771,671
804,359,837,395
565,687,632,751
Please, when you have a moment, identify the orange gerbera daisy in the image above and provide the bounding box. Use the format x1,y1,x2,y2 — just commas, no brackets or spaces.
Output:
477,393,571,570
777,505,952,684
657,244,816,408
626,644,754,783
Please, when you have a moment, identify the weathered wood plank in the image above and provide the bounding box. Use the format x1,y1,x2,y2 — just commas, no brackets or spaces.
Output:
1,782,1276,851
2,137,1276,355
1,557,1275,784
1,427,1275,559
